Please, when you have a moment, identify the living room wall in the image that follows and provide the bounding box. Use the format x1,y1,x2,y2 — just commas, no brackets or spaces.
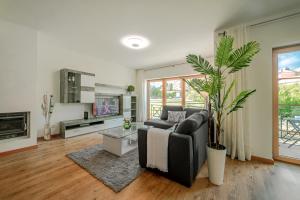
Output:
139,58,213,80
0,19,38,152
36,32,136,137
246,14,300,159
0,17,136,148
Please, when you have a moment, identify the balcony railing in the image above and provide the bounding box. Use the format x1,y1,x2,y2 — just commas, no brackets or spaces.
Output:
149,99,205,119
278,105,300,150
279,104,300,137
150,104,162,119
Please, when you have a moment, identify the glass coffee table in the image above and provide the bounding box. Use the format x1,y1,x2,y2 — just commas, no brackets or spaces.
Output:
100,122,150,156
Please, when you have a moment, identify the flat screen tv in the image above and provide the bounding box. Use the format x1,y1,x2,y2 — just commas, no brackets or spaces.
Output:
93,95,120,117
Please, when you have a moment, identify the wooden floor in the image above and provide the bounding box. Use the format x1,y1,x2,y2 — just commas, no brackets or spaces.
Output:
279,137,300,159
279,142,300,159
1,134,300,200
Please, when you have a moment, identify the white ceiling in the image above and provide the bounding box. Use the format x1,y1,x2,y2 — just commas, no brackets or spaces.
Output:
1,0,300,69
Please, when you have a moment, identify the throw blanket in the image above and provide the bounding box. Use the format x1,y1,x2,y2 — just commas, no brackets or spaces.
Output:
146,128,171,172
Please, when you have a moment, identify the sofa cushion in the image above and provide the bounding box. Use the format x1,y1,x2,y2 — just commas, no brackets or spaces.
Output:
184,108,204,118
144,119,176,129
167,111,186,123
160,106,183,120
175,113,204,135
199,110,209,122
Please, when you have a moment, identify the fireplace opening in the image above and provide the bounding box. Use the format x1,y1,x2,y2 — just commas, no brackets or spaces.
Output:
0,112,29,140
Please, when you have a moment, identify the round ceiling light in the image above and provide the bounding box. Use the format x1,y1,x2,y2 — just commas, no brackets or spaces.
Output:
121,35,150,49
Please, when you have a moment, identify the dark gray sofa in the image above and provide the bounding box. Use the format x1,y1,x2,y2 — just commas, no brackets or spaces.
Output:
144,106,204,129
138,109,211,187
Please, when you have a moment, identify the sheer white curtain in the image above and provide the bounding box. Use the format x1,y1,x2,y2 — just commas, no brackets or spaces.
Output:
136,69,147,122
218,25,251,161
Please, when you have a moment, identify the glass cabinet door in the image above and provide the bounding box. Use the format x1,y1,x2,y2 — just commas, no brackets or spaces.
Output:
67,72,81,103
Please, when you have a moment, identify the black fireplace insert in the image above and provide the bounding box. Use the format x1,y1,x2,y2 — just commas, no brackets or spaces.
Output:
0,112,29,140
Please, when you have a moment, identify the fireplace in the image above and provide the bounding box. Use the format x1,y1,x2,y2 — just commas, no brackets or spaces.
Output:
0,112,29,140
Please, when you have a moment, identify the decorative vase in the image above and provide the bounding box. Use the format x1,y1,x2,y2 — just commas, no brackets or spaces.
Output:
206,144,226,185
43,124,51,141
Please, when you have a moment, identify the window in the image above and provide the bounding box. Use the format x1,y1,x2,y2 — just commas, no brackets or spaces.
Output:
148,81,163,119
185,79,206,108
147,75,206,119
166,79,182,106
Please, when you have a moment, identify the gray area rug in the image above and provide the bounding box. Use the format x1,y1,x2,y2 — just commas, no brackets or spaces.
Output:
67,144,143,192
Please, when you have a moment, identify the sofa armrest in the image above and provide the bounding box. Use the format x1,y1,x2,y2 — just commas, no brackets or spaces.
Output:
138,128,194,187
168,133,193,187
138,128,148,168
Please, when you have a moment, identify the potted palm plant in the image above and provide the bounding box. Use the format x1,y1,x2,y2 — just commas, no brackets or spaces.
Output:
186,36,260,185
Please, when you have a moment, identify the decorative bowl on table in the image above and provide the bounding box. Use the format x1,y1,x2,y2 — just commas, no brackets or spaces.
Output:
123,119,132,129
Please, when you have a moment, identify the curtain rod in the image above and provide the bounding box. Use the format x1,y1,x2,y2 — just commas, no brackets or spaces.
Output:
142,55,214,71
249,11,300,27
142,61,187,72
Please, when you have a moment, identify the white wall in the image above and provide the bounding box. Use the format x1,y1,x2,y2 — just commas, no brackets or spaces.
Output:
36,32,136,137
0,19,38,152
247,15,300,159
140,58,213,81
141,63,196,80
0,18,136,150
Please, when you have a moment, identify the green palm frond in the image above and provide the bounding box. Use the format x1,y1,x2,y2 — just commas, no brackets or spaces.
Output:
209,73,224,97
221,80,235,108
227,89,256,114
227,41,260,73
186,77,219,107
186,54,217,76
215,36,234,67
210,95,219,112
186,78,210,94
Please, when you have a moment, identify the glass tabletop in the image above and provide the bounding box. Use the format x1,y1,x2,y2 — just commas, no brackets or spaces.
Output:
100,122,150,139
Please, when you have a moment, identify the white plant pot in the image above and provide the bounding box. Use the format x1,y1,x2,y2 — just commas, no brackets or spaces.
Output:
206,144,226,185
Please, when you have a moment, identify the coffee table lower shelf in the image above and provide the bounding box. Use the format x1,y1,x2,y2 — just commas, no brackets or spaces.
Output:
103,134,137,156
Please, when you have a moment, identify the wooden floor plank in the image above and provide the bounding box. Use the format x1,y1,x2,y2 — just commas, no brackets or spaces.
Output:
0,133,300,200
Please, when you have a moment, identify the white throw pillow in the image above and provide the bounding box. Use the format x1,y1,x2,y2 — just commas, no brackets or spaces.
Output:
167,111,186,123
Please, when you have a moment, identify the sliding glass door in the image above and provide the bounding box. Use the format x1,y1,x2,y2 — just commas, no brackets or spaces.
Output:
273,45,300,165
147,76,206,119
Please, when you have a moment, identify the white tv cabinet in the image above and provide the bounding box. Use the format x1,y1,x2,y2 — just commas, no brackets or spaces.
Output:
60,115,123,138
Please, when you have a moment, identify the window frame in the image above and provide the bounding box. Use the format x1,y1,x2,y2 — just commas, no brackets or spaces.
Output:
147,74,204,119
272,44,300,165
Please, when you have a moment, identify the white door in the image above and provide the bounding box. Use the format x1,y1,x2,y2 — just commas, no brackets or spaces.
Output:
122,95,131,119
123,95,131,110
80,91,95,103
80,74,95,103
81,74,95,87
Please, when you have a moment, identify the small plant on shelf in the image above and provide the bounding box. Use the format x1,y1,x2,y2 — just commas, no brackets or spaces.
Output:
127,85,135,94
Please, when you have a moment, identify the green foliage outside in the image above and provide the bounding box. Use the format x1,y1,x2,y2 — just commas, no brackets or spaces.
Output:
279,83,300,118
149,82,205,109
150,85,162,98
185,84,205,107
